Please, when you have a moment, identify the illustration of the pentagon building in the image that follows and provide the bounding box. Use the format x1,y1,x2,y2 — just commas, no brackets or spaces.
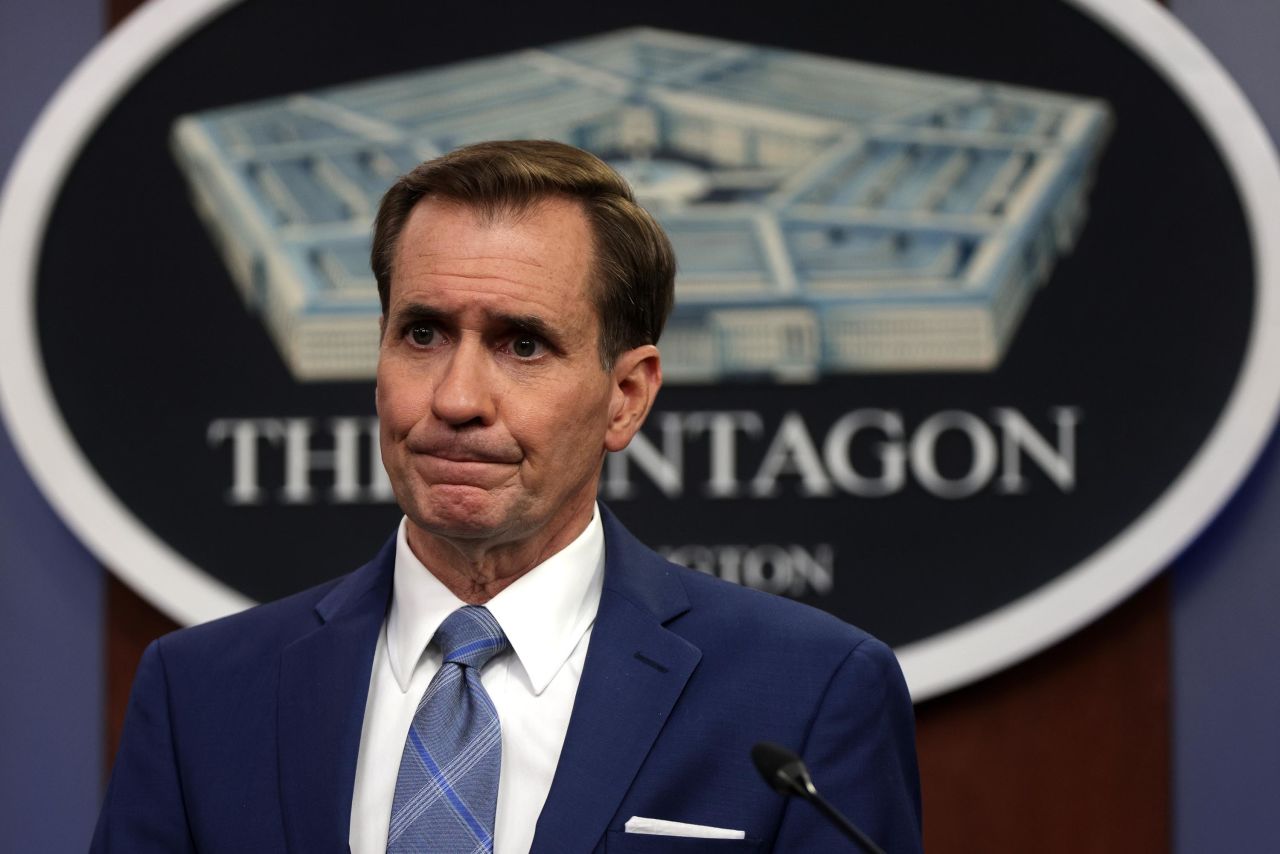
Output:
171,27,1111,382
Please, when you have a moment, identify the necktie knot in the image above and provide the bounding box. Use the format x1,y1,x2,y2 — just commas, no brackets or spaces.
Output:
434,605,508,669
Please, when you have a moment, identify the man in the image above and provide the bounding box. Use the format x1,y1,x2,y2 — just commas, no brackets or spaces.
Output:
93,140,921,853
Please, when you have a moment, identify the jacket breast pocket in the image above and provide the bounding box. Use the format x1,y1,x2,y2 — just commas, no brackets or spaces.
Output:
606,830,763,853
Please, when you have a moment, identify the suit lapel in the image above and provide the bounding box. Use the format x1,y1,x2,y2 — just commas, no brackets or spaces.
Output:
531,508,701,854
277,539,394,854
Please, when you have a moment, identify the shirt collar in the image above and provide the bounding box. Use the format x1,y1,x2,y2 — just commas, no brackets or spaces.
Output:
387,506,605,696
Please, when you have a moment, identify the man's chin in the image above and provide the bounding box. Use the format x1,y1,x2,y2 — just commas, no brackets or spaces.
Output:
404,489,521,542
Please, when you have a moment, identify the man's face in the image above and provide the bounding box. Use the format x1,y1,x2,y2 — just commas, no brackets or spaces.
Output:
377,196,636,554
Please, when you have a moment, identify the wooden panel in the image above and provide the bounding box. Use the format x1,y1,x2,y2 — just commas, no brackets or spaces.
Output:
106,0,142,28
105,575,178,772
915,576,1170,853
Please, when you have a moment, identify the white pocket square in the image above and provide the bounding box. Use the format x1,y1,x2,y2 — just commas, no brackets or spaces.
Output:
624,816,745,839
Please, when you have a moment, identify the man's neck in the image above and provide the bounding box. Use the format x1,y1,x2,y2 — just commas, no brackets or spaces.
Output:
403,503,596,604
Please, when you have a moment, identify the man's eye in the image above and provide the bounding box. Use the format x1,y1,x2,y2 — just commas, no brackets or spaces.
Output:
511,335,544,358
408,324,436,347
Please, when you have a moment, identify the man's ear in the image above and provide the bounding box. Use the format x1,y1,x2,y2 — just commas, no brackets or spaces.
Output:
605,344,662,453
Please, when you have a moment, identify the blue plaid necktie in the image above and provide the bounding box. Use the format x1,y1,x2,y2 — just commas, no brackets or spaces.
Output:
387,606,508,853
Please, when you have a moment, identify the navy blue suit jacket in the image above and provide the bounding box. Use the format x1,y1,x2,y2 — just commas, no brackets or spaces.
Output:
92,508,922,852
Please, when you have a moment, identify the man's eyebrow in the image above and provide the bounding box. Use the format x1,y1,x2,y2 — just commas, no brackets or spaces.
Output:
389,302,449,324
493,312,562,345
384,302,455,332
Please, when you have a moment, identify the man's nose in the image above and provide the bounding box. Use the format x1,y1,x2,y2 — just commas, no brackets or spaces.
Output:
431,339,495,426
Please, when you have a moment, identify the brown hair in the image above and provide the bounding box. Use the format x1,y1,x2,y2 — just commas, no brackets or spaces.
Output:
371,139,676,367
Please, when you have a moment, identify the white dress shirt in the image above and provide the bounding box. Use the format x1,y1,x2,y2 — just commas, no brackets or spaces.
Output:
349,508,605,854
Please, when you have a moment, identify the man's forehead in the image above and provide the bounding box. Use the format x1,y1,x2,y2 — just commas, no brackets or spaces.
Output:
391,196,595,290
386,276,574,322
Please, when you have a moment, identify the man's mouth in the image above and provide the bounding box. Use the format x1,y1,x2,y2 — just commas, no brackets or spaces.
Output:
407,436,522,466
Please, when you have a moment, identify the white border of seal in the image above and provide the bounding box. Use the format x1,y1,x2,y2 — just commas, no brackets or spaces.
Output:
1,0,1277,699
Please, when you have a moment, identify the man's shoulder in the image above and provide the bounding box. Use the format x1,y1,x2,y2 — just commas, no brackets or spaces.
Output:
150,538,394,674
600,504,880,658
669,559,879,653
156,574,343,661
610,538,912,772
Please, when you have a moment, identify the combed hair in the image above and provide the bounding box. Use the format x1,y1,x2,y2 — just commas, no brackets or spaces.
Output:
370,140,676,367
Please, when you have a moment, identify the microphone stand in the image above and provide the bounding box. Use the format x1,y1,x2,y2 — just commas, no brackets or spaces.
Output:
798,784,886,854
752,742,887,854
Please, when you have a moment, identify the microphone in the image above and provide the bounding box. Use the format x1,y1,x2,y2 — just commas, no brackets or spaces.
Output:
751,742,886,854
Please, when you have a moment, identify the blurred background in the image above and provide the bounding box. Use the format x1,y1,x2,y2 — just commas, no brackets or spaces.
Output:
2,0,1277,850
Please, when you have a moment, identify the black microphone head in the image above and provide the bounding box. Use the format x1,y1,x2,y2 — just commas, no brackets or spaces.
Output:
751,741,815,798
